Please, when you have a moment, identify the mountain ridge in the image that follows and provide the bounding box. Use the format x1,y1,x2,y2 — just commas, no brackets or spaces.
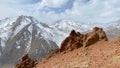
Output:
0,15,120,68
0,15,58,68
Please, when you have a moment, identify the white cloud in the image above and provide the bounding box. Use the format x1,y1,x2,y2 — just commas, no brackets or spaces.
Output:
36,0,69,10
45,0,120,23
0,0,120,24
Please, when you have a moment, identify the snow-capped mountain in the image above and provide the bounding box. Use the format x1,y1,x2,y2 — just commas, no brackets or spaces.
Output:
49,20,90,46
0,16,58,68
51,20,89,33
0,16,91,68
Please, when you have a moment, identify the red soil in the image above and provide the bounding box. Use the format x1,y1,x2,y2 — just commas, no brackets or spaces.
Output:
36,40,120,68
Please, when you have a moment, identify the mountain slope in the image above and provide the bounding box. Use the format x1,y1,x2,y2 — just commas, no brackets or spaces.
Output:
0,16,58,68
36,28,120,68
0,16,91,68
37,40,120,68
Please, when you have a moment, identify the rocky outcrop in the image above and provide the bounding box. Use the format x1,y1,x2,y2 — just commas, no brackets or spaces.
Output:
15,54,38,68
85,27,108,47
60,27,108,52
60,30,83,52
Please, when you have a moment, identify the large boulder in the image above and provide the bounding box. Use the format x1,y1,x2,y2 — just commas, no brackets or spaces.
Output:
84,27,108,47
93,27,108,41
84,32,99,47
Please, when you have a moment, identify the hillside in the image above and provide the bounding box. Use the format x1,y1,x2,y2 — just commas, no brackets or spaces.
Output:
36,27,120,68
36,40,120,68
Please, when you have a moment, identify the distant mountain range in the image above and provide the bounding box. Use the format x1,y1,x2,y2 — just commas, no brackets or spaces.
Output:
0,15,119,68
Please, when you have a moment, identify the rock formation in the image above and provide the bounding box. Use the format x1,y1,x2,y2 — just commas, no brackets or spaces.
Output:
85,27,108,47
60,27,108,52
15,54,38,68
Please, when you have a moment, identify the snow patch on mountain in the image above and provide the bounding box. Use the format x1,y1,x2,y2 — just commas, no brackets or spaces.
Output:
0,18,16,47
0,15,119,49
48,20,90,46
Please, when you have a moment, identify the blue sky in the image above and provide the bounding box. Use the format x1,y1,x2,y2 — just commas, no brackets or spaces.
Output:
0,0,120,23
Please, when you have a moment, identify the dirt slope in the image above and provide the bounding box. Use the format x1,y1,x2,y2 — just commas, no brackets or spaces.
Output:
36,27,120,68
36,39,120,68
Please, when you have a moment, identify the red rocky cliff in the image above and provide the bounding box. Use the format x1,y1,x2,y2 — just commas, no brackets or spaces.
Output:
60,27,108,52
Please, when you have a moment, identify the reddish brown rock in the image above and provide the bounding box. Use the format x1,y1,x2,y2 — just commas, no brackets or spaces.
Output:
60,30,84,52
70,41,83,51
84,27,108,47
93,27,108,41
84,32,99,47
60,27,108,52
15,54,38,68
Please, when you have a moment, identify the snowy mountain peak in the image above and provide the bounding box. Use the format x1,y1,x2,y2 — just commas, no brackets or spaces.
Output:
53,20,80,27
51,20,89,33
15,15,37,24
0,16,58,68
